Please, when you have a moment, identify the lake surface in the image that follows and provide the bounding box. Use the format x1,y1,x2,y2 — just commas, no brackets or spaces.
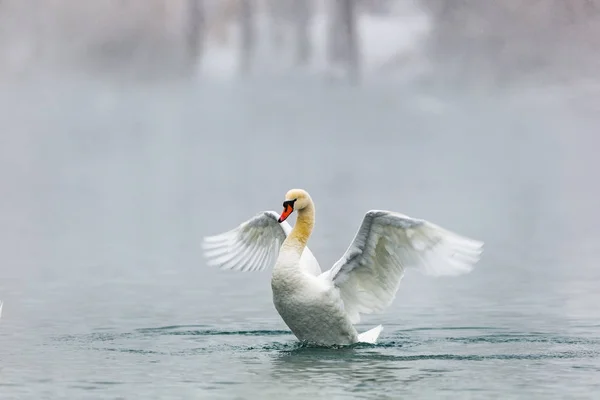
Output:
1,77,599,399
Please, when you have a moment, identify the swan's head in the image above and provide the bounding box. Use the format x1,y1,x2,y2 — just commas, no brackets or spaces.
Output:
278,189,312,223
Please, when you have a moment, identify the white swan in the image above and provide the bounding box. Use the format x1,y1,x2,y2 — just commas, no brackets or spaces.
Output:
202,189,483,346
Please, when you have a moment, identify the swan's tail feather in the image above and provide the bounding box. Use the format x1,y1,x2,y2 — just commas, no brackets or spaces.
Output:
358,324,383,344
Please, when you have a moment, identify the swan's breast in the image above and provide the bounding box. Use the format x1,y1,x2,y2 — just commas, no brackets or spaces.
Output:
271,273,358,345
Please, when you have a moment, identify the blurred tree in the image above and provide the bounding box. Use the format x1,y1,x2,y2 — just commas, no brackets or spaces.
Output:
239,0,255,75
328,0,360,83
183,0,205,74
207,0,238,46
266,0,286,51
327,0,344,67
340,0,359,83
265,0,313,67
420,0,600,86
293,0,313,66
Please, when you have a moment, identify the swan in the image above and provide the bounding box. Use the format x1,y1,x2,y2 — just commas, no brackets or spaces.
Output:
202,189,483,346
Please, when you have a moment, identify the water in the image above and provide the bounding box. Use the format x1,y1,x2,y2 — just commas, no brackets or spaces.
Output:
1,77,599,399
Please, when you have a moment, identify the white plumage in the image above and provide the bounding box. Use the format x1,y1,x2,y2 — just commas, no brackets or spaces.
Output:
202,190,483,346
203,211,322,276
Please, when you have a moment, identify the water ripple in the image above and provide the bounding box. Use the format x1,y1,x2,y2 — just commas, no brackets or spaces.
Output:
50,326,600,365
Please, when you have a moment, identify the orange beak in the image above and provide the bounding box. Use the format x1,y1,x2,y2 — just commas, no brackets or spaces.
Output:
278,204,293,223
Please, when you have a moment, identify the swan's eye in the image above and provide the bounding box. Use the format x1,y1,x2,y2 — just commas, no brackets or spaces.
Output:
282,199,296,209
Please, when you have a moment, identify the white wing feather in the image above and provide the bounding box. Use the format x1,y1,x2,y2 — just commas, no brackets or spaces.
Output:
323,210,483,324
202,211,321,275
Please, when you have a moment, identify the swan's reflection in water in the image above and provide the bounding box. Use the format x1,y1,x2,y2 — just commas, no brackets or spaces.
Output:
269,344,446,396
266,322,600,397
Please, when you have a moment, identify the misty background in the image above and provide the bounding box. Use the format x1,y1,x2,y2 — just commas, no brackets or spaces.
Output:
1,0,599,86
1,1,600,398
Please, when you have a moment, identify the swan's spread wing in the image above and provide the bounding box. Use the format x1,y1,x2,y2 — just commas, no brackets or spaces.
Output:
202,211,322,274
202,211,286,272
324,210,483,324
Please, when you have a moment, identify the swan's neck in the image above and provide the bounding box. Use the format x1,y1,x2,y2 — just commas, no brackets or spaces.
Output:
282,203,314,255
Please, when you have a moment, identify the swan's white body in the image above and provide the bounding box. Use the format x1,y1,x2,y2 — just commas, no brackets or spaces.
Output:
203,191,483,346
